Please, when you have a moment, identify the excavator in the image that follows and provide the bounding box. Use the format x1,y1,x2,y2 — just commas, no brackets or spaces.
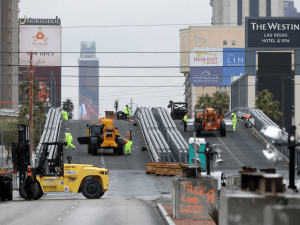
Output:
0,124,109,201
77,117,124,155
194,107,226,137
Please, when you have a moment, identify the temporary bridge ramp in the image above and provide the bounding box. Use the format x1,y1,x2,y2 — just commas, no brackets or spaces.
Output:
152,107,189,163
134,107,172,162
36,107,63,168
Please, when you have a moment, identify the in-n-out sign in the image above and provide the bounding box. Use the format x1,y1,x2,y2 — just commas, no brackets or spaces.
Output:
250,22,300,31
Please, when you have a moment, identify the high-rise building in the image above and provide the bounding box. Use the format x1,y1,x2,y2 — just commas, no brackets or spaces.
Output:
210,0,284,26
78,41,99,120
284,0,300,17
0,0,19,110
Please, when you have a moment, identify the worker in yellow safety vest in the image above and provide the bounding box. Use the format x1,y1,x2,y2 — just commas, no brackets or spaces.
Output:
124,131,132,155
183,113,189,132
65,132,76,150
231,113,237,131
62,110,68,120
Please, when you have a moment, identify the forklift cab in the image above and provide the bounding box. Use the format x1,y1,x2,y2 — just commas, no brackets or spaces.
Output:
87,123,103,137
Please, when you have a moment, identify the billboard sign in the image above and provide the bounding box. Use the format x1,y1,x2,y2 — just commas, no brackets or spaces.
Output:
190,48,223,67
190,67,223,86
78,59,99,120
223,48,245,86
19,25,61,66
247,18,300,48
19,18,61,107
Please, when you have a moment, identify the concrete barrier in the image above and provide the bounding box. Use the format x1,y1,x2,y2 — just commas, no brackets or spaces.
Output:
172,177,218,220
264,205,300,225
219,188,300,225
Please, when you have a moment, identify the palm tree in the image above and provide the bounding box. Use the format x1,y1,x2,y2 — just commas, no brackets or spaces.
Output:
62,98,74,119
255,90,282,121
194,94,213,110
211,91,229,114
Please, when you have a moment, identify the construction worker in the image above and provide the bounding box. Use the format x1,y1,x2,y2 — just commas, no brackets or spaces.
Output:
125,131,132,155
124,105,129,120
183,113,189,132
62,110,68,120
65,132,76,150
241,115,253,127
21,165,37,200
128,107,131,119
231,113,237,131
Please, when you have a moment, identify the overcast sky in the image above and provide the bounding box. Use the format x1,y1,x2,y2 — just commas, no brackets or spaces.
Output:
19,0,300,119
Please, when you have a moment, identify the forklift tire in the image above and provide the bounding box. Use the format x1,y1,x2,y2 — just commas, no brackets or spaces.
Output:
19,183,40,200
82,178,103,199
171,114,176,120
0,182,6,201
5,182,13,201
92,145,97,156
88,144,92,154
220,121,226,137
196,123,202,137
118,145,124,155
113,148,118,154
34,183,44,200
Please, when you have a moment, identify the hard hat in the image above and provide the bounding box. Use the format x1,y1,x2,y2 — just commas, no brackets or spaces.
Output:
27,165,32,169
231,113,234,115
93,122,95,125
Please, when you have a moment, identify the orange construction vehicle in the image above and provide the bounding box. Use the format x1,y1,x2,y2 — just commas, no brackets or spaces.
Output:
193,107,226,137
77,118,124,155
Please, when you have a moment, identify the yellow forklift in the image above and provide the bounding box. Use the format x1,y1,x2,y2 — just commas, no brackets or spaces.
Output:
11,124,109,200
77,118,124,155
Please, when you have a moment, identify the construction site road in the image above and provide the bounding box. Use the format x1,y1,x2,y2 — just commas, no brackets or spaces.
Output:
175,120,288,172
0,196,166,225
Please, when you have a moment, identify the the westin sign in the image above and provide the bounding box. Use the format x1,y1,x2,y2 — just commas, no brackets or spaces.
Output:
19,16,61,25
247,18,300,48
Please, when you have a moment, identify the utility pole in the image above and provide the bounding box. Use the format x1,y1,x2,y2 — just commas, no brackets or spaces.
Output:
130,98,133,114
29,52,34,162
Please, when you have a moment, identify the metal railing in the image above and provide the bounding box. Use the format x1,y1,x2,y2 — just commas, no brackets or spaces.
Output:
226,107,300,167
152,107,189,163
36,107,62,168
134,107,172,162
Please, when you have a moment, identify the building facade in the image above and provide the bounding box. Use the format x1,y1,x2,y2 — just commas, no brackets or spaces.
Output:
78,41,99,120
284,0,300,17
0,0,19,110
180,26,245,113
210,0,284,26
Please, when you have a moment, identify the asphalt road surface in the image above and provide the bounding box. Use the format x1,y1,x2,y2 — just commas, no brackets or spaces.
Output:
175,119,288,172
0,119,170,225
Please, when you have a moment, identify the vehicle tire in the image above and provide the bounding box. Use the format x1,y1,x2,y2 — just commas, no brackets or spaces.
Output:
196,123,202,137
82,178,103,199
96,191,105,198
220,121,226,137
113,148,118,154
5,182,13,201
0,182,6,201
92,145,97,156
19,183,40,200
34,183,44,200
118,145,124,155
171,114,176,120
88,144,92,153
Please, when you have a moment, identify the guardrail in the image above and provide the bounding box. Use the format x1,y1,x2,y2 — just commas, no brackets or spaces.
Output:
226,107,300,167
152,107,189,163
135,107,170,162
36,107,62,168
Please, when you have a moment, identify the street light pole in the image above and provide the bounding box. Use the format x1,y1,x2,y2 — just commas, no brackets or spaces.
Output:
29,52,34,163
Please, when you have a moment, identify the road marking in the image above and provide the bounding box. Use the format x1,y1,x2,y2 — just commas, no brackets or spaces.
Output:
101,155,105,168
216,135,244,166
72,206,75,209
103,191,108,197
58,218,62,221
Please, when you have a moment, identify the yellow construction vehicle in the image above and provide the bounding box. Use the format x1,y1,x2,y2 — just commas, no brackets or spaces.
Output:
77,118,124,155
11,125,109,200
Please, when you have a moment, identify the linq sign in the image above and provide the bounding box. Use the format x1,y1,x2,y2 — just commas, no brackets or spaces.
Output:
247,18,300,48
